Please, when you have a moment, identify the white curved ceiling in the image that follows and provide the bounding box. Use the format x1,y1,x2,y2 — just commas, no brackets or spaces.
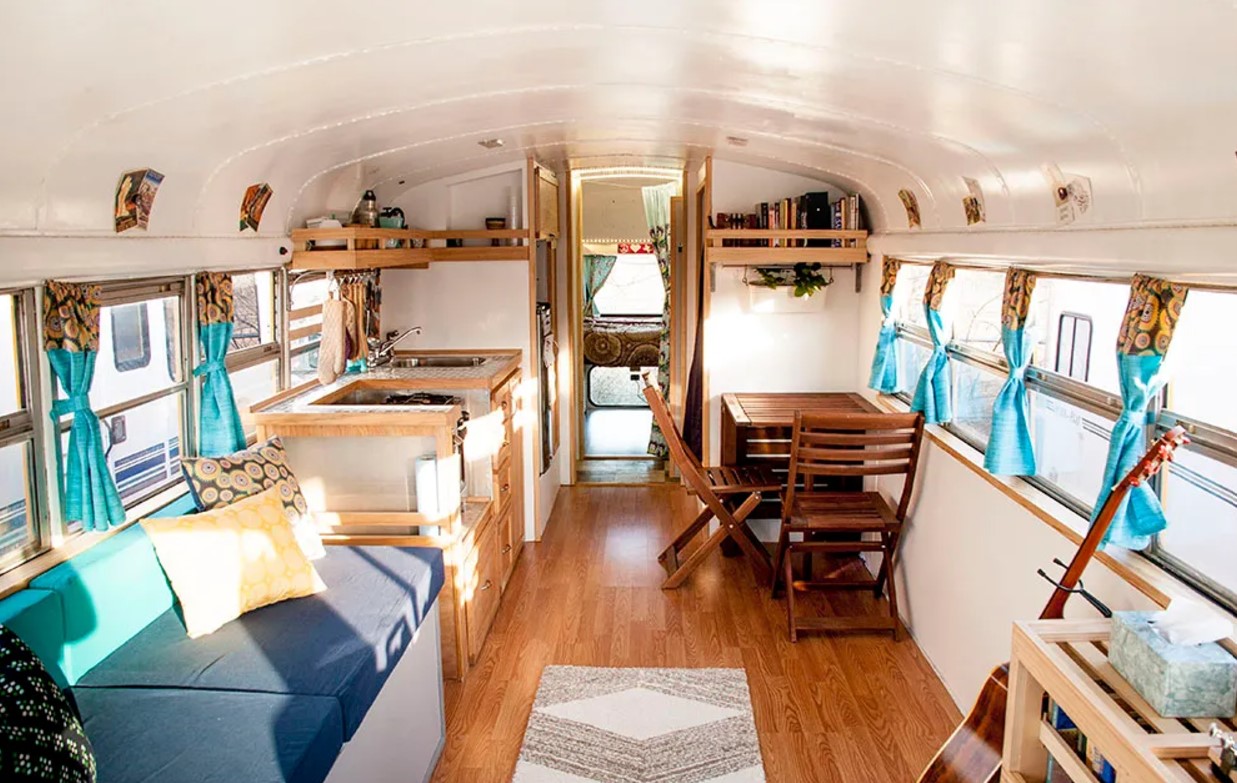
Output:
6,0,1237,239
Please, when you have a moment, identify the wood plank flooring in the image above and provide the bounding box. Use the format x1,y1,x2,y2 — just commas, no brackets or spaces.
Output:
432,485,961,783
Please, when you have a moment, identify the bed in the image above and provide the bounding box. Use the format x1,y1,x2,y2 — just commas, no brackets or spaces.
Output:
582,316,664,368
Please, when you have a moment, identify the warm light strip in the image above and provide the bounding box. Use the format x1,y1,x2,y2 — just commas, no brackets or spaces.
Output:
574,166,684,181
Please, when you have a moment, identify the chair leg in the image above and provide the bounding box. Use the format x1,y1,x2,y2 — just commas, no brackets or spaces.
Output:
883,532,901,642
770,527,789,598
785,547,798,643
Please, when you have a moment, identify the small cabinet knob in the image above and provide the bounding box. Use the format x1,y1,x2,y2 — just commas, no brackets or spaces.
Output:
502,545,512,554
480,580,493,591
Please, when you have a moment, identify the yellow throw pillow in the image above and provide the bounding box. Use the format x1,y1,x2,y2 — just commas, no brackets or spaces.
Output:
141,487,326,638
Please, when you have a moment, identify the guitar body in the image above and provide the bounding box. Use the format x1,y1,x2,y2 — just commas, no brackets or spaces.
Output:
917,664,1008,783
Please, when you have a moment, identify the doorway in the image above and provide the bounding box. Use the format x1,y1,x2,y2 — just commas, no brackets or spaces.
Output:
573,171,683,485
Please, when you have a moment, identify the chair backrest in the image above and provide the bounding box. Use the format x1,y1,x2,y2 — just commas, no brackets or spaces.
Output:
785,411,925,521
642,378,715,502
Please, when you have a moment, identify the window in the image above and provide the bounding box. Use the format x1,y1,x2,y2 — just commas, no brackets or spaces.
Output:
0,290,47,572
110,303,151,372
59,280,189,511
888,260,1237,612
592,255,665,316
1054,313,1092,381
216,270,282,438
288,274,327,386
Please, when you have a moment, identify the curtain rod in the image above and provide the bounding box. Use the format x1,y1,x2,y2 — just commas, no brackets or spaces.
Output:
887,256,1237,294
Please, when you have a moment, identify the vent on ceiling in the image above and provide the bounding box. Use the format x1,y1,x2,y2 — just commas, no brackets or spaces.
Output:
726,136,749,147
477,138,505,149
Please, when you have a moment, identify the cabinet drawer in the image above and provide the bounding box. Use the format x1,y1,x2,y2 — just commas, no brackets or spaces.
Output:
493,458,513,513
464,518,501,663
491,434,511,474
499,506,515,583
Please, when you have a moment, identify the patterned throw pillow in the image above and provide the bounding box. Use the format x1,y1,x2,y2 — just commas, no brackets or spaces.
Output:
141,487,327,638
180,436,325,559
0,626,96,783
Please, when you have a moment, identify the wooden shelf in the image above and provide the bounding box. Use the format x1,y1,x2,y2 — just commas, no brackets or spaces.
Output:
705,228,868,266
1003,619,1230,782
289,226,534,270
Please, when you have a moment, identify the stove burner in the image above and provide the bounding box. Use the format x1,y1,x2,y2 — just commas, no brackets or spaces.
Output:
384,392,461,406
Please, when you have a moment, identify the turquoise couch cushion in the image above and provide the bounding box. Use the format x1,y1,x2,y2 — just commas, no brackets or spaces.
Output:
0,588,67,687
28,495,195,685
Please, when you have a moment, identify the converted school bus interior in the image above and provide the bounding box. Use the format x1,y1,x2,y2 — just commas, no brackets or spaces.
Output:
0,3,1235,783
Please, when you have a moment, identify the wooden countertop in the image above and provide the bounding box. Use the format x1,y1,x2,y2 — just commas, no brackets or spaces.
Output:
721,392,878,427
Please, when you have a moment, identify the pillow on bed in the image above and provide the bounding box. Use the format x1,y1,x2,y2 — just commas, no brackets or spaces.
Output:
0,625,96,782
180,436,325,560
141,487,326,638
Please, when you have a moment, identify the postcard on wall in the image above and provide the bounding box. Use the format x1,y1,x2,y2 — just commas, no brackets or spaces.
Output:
1043,163,1093,225
962,177,986,225
114,168,164,232
897,188,921,229
240,182,273,231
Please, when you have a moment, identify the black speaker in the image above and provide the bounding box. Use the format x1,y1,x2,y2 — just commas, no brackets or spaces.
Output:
800,191,830,246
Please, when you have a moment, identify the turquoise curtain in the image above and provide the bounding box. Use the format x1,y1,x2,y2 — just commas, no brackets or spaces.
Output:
867,257,902,393
43,281,124,531
583,255,618,317
985,269,1038,475
1092,274,1188,550
910,261,956,424
195,273,246,457
642,182,677,459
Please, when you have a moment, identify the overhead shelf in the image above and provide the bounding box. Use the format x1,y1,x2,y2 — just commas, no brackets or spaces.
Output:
704,229,868,266
288,226,534,270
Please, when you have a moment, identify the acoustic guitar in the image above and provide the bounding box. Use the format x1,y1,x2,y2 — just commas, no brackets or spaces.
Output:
916,425,1189,783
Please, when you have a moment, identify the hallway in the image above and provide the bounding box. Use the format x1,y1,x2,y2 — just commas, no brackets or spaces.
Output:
433,485,960,783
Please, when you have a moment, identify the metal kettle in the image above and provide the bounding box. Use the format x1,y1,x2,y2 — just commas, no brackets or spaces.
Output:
351,189,380,227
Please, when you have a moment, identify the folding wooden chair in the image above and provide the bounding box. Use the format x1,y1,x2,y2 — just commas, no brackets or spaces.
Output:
643,378,782,589
771,411,924,641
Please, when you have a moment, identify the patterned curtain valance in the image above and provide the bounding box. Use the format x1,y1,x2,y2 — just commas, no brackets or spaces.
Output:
879,258,902,298
43,281,102,353
1117,273,1187,357
196,272,235,325
923,261,956,311
1001,268,1037,331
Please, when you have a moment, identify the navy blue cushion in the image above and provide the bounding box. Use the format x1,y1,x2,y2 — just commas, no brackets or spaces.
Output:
77,546,444,738
77,687,342,783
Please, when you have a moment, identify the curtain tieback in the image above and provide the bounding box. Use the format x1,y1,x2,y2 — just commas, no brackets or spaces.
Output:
1010,366,1028,382
51,394,93,417
193,359,227,377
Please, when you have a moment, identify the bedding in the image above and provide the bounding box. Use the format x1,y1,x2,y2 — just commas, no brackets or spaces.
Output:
582,316,663,368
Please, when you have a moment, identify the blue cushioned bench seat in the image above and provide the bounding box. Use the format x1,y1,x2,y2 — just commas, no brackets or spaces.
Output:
79,687,343,783
77,544,445,737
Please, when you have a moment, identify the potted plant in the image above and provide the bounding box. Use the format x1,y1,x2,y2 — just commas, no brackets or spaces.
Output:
745,263,832,313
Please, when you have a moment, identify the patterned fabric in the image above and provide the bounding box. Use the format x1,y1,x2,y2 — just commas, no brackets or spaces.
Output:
922,261,955,311
583,255,618,318
909,261,956,424
617,242,654,254
140,488,326,638
44,283,123,531
1117,274,1188,357
642,183,676,459
985,268,1039,476
43,282,101,353
879,257,902,298
868,257,902,394
1093,275,1189,550
194,273,246,456
1000,268,1037,331
195,273,234,325
179,436,322,559
0,626,96,782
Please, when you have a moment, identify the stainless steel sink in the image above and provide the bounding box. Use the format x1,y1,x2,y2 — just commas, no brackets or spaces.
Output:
322,388,404,405
388,356,487,368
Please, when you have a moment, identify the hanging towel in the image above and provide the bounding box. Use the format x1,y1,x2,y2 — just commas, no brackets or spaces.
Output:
318,298,346,386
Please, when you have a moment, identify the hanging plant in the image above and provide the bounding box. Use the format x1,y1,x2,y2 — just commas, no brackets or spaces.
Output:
749,263,832,297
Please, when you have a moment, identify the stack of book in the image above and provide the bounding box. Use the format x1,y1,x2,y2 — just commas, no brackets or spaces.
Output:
1046,700,1118,782
714,191,864,248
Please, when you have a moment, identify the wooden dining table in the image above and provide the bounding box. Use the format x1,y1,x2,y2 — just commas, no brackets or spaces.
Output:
716,392,881,555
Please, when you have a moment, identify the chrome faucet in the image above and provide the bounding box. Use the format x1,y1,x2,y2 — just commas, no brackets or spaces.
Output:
370,326,422,365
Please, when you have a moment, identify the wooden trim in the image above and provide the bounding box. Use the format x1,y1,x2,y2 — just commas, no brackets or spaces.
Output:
288,323,322,342
250,378,319,413
287,304,322,321
700,155,712,463
527,157,544,540
707,228,869,240
706,246,867,265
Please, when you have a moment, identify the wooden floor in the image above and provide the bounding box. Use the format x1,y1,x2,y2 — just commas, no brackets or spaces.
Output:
432,485,961,783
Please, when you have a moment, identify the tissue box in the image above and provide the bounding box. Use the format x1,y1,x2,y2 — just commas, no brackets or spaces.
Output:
1108,611,1237,718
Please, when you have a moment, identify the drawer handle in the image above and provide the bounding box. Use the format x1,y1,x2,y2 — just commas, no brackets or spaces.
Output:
480,580,493,591
502,545,512,554
502,484,510,493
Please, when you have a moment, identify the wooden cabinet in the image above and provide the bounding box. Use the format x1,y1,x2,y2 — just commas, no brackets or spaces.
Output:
463,511,502,664
491,372,524,590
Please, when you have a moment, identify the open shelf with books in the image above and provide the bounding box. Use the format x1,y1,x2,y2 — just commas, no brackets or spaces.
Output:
703,186,869,267
288,226,533,270
1002,619,1230,783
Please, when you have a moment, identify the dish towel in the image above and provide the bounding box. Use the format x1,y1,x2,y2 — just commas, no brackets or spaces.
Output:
318,298,347,386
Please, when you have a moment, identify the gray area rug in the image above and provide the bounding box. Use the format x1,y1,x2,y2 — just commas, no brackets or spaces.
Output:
513,666,766,783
